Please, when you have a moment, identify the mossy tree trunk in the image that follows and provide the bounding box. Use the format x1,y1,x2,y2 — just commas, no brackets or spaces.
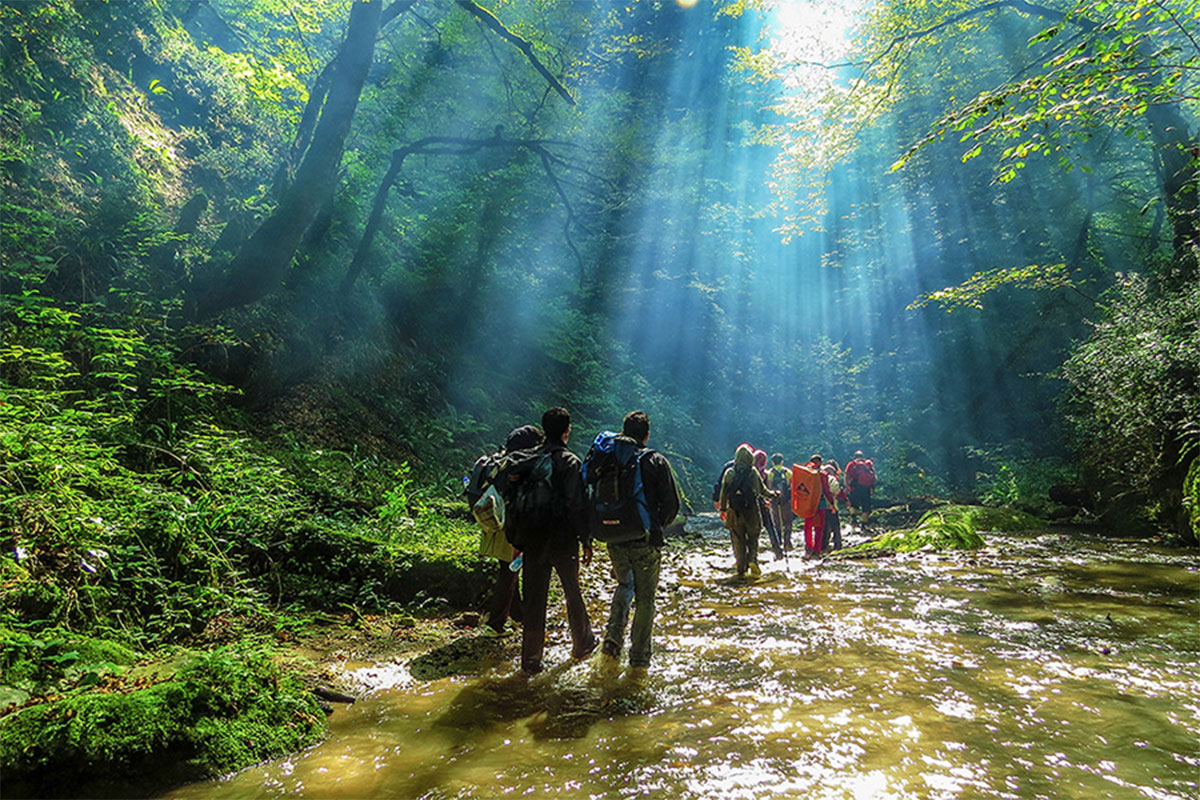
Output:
192,0,384,320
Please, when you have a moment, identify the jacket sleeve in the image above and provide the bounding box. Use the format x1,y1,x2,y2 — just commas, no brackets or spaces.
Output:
644,452,680,532
557,449,589,546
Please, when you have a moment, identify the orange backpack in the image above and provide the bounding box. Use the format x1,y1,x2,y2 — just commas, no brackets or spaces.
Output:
791,464,821,518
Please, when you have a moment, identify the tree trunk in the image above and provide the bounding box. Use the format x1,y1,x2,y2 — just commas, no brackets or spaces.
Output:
1144,103,1198,286
193,0,382,319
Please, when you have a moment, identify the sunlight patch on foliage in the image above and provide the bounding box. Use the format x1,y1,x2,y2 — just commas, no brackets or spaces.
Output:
908,262,1075,311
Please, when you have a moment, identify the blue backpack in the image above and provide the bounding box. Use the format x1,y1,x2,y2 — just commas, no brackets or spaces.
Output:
582,431,653,543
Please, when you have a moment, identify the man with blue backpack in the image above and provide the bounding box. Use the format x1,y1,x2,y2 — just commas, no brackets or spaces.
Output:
503,407,597,675
583,410,679,672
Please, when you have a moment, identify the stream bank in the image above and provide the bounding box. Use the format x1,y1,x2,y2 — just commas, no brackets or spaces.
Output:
5,505,1193,799
155,510,1199,800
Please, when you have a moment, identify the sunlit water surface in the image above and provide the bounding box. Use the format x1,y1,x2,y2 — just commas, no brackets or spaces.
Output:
162,516,1199,799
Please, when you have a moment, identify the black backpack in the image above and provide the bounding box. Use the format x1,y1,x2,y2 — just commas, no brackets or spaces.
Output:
711,460,734,505
463,451,503,505
582,431,653,544
500,448,558,551
727,465,756,513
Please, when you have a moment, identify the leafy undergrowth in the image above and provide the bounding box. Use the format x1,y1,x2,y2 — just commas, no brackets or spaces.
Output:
0,293,491,790
0,644,324,794
842,504,1046,555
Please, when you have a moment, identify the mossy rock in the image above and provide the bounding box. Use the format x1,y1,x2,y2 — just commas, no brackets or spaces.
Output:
267,520,490,610
0,628,140,693
0,647,324,796
938,504,1047,532
838,504,1046,557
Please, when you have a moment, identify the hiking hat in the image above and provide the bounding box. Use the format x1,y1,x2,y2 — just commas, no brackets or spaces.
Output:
505,425,544,451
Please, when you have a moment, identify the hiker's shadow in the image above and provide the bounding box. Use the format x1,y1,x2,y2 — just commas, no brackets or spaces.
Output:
434,659,655,740
407,635,514,681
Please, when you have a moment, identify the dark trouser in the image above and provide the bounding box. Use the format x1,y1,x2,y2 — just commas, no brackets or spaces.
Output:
485,560,523,631
849,486,872,517
769,499,794,550
520,545,595,673
604,540,662,667
729,520,759,576
822,510,842,551
761,498,783,557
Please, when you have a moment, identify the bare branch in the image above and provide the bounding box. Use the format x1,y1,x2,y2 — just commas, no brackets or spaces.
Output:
381,0,418,28
342,136,587,292
455,0,575,105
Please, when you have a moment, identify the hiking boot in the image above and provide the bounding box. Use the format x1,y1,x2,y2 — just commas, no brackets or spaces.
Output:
479,624,507,638
747,562,762,579
601,640,621,659
573,634,599,660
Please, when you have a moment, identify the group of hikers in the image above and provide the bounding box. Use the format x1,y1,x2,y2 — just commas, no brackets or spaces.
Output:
464,408,679,676
463,408,876,675
713,445,876,580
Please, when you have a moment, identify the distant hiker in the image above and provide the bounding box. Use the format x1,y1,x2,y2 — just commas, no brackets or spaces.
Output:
711,452,738,516
820,460,846,552
801,454,835,556
845,450,877,526
754,448,784,559
586,410,679,671
767,453,794,551
720,443,770,579
465,424,543,637
504,407,596,674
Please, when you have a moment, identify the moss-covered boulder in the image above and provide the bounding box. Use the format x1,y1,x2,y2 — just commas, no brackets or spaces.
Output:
838,504,1047,557
938,504,1046,532
268,520,491,610
0,646,324,797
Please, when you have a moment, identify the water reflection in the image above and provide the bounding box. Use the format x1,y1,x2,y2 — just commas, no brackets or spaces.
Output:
162,518,1199,800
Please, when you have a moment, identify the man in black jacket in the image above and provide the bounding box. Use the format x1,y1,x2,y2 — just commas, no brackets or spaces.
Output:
601,410,680,671
519,407,597,674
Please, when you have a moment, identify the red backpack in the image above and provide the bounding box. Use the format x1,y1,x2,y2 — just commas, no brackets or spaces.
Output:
847,459,876,488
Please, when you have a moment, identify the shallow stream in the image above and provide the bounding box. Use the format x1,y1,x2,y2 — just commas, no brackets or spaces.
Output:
162,516,1199,799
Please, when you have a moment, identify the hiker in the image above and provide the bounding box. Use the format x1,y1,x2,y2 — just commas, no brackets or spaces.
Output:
720,443,771,579
754,448,784,559
711,453,737,515
845,450,877,526
767,453,794,551
801,454,835,556
466,424,543,638
820,460,846,552
508,407,597,675
589,410,679,671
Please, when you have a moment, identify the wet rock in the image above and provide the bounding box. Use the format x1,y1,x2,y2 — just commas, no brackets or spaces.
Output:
313,686,357,704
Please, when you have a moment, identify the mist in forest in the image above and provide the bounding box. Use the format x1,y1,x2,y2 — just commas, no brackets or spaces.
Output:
4,0,1192,502
316,0,1141,490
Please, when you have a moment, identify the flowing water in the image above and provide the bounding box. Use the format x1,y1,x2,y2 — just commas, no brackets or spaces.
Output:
162,515,1199,799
